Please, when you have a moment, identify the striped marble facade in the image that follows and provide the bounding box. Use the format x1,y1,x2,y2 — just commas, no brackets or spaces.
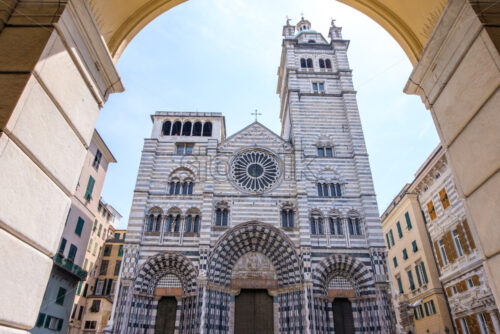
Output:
112,18,394,333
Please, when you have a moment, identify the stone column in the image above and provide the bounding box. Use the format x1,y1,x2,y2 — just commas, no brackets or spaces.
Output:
0,0,123,331
404,0,500,308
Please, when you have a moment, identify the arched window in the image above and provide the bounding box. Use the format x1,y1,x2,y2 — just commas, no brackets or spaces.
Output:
147,215,154,232
166,215,174,232
348,216,362,235
329,216,343,235
194,215,200,233
323,184,329,196
317,183,323,196
185,215,192,232
175,182,181,195
188,182,193,194
171,121,181,136
281,208,295,228
215,206,229,226
300,58,306,68
202,122,212,136
319,59,325,68
174,215,181,232
317,183,342,197
325,59,332,69
192,122,202,136
182,182,188,195
162,121,171,136
310,214,324,235
155,215,162,232
306,58,313,68
182,122,192,136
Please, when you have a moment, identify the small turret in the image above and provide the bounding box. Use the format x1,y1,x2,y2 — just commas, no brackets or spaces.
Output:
328,18,343,40
282,17,295,38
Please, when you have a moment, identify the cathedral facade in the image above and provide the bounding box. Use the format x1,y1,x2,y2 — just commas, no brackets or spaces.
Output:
112,18,393,334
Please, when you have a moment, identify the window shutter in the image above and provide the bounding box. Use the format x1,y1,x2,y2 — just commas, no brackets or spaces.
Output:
469,314,480,333
455,319,463,334
434,241,443,268
483,312,495,333
456,224,470,254
444,232,457,263
405,212,412,229
386,234,391,249
36,313,46,327
462,220,476,249
461,280,468,291
424,302,429,316
415,266,422,286
446,286,452,297
472,275,480,286
84,176,95,200
456,282,463,293
420,263,428,283
57,319,63,331
75,217,84,236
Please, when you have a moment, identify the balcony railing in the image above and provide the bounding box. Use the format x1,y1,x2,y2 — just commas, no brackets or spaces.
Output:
53,254,88,280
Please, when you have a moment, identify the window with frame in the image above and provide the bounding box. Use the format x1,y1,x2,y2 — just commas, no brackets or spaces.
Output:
478,313,490,334
306,58,313,68
424,300,436,316
427,201,437,220
176,143,194,155
414,305,424,320
329,216,343,235
317,182,342,197
386,233,391,249
347,217,362,235
405,212,412,230
166,213,181,232
90,300,101,313
215,207,229,227
396,221,403,238
412,240,418,252
99,260,109,276
452,229,464,257
317,146,334,157
438,239,449,265
185,214,201,233
114,260,122,276
312,82,325,93
75,217,84,236
118,245,123,256
56,287,66,305
396,276,403,294
415,262,428,285
393,257,398,268
439,188,450,209
84,321,97,329
389,230,395,246
281,208,295,228
92,149,102,169
44,316,63,330
84,175,95,201
58,238,67,255
97,223,102,237
93,242,98,256
310,214,324,235
68,244,77,262
103,245,112,257
402,248,408,260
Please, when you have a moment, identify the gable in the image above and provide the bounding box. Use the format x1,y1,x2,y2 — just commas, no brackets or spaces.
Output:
218,122,292,153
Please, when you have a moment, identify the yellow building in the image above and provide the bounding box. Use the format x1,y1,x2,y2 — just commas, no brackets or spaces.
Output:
79,228,126,333
382,184,453,334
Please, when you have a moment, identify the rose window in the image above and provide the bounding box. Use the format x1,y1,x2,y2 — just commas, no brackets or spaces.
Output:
230,150,281,193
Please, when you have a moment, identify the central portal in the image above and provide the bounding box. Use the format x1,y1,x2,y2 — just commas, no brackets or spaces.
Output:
332,298,355,334
154,297,177,334
235,289,274,334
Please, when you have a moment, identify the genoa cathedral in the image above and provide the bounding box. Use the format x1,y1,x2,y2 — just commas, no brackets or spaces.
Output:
111,18,394,334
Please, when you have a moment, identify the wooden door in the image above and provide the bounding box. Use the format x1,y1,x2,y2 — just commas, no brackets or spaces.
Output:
155,297,177,334
235,289,274,334
332,298,354,334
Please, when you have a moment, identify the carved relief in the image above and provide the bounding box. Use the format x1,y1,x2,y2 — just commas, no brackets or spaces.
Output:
232,252,277,281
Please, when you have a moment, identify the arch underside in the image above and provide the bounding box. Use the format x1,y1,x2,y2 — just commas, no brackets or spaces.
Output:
89,0,447,64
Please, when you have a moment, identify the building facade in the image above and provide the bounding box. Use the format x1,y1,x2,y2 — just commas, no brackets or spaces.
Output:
79,228,126,333
31,131,116,334
110,18,393,334
411,147,500,333
381,184,453,334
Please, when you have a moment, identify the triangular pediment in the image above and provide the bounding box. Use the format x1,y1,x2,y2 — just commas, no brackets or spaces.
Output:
218,122,292,153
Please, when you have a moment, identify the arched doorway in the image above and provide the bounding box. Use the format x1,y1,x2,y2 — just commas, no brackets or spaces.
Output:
114,251,199,333
332,298,354,334
205,222,304,333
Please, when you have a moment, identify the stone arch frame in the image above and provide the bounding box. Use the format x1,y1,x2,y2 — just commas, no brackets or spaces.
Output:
312,254,375,296
206,221,303,287
134,251,198,295
169,166,196,182
145,207,163,232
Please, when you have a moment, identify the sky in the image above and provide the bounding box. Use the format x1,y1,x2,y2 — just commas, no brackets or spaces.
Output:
96,0,440,228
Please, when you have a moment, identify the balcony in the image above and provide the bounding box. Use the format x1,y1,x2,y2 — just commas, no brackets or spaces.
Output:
53,254,88,280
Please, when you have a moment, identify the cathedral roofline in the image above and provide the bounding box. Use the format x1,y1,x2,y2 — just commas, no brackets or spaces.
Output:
222,121,288,146
152,111,224,119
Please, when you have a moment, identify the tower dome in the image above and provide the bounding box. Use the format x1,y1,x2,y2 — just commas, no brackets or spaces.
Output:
296,16,312,32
